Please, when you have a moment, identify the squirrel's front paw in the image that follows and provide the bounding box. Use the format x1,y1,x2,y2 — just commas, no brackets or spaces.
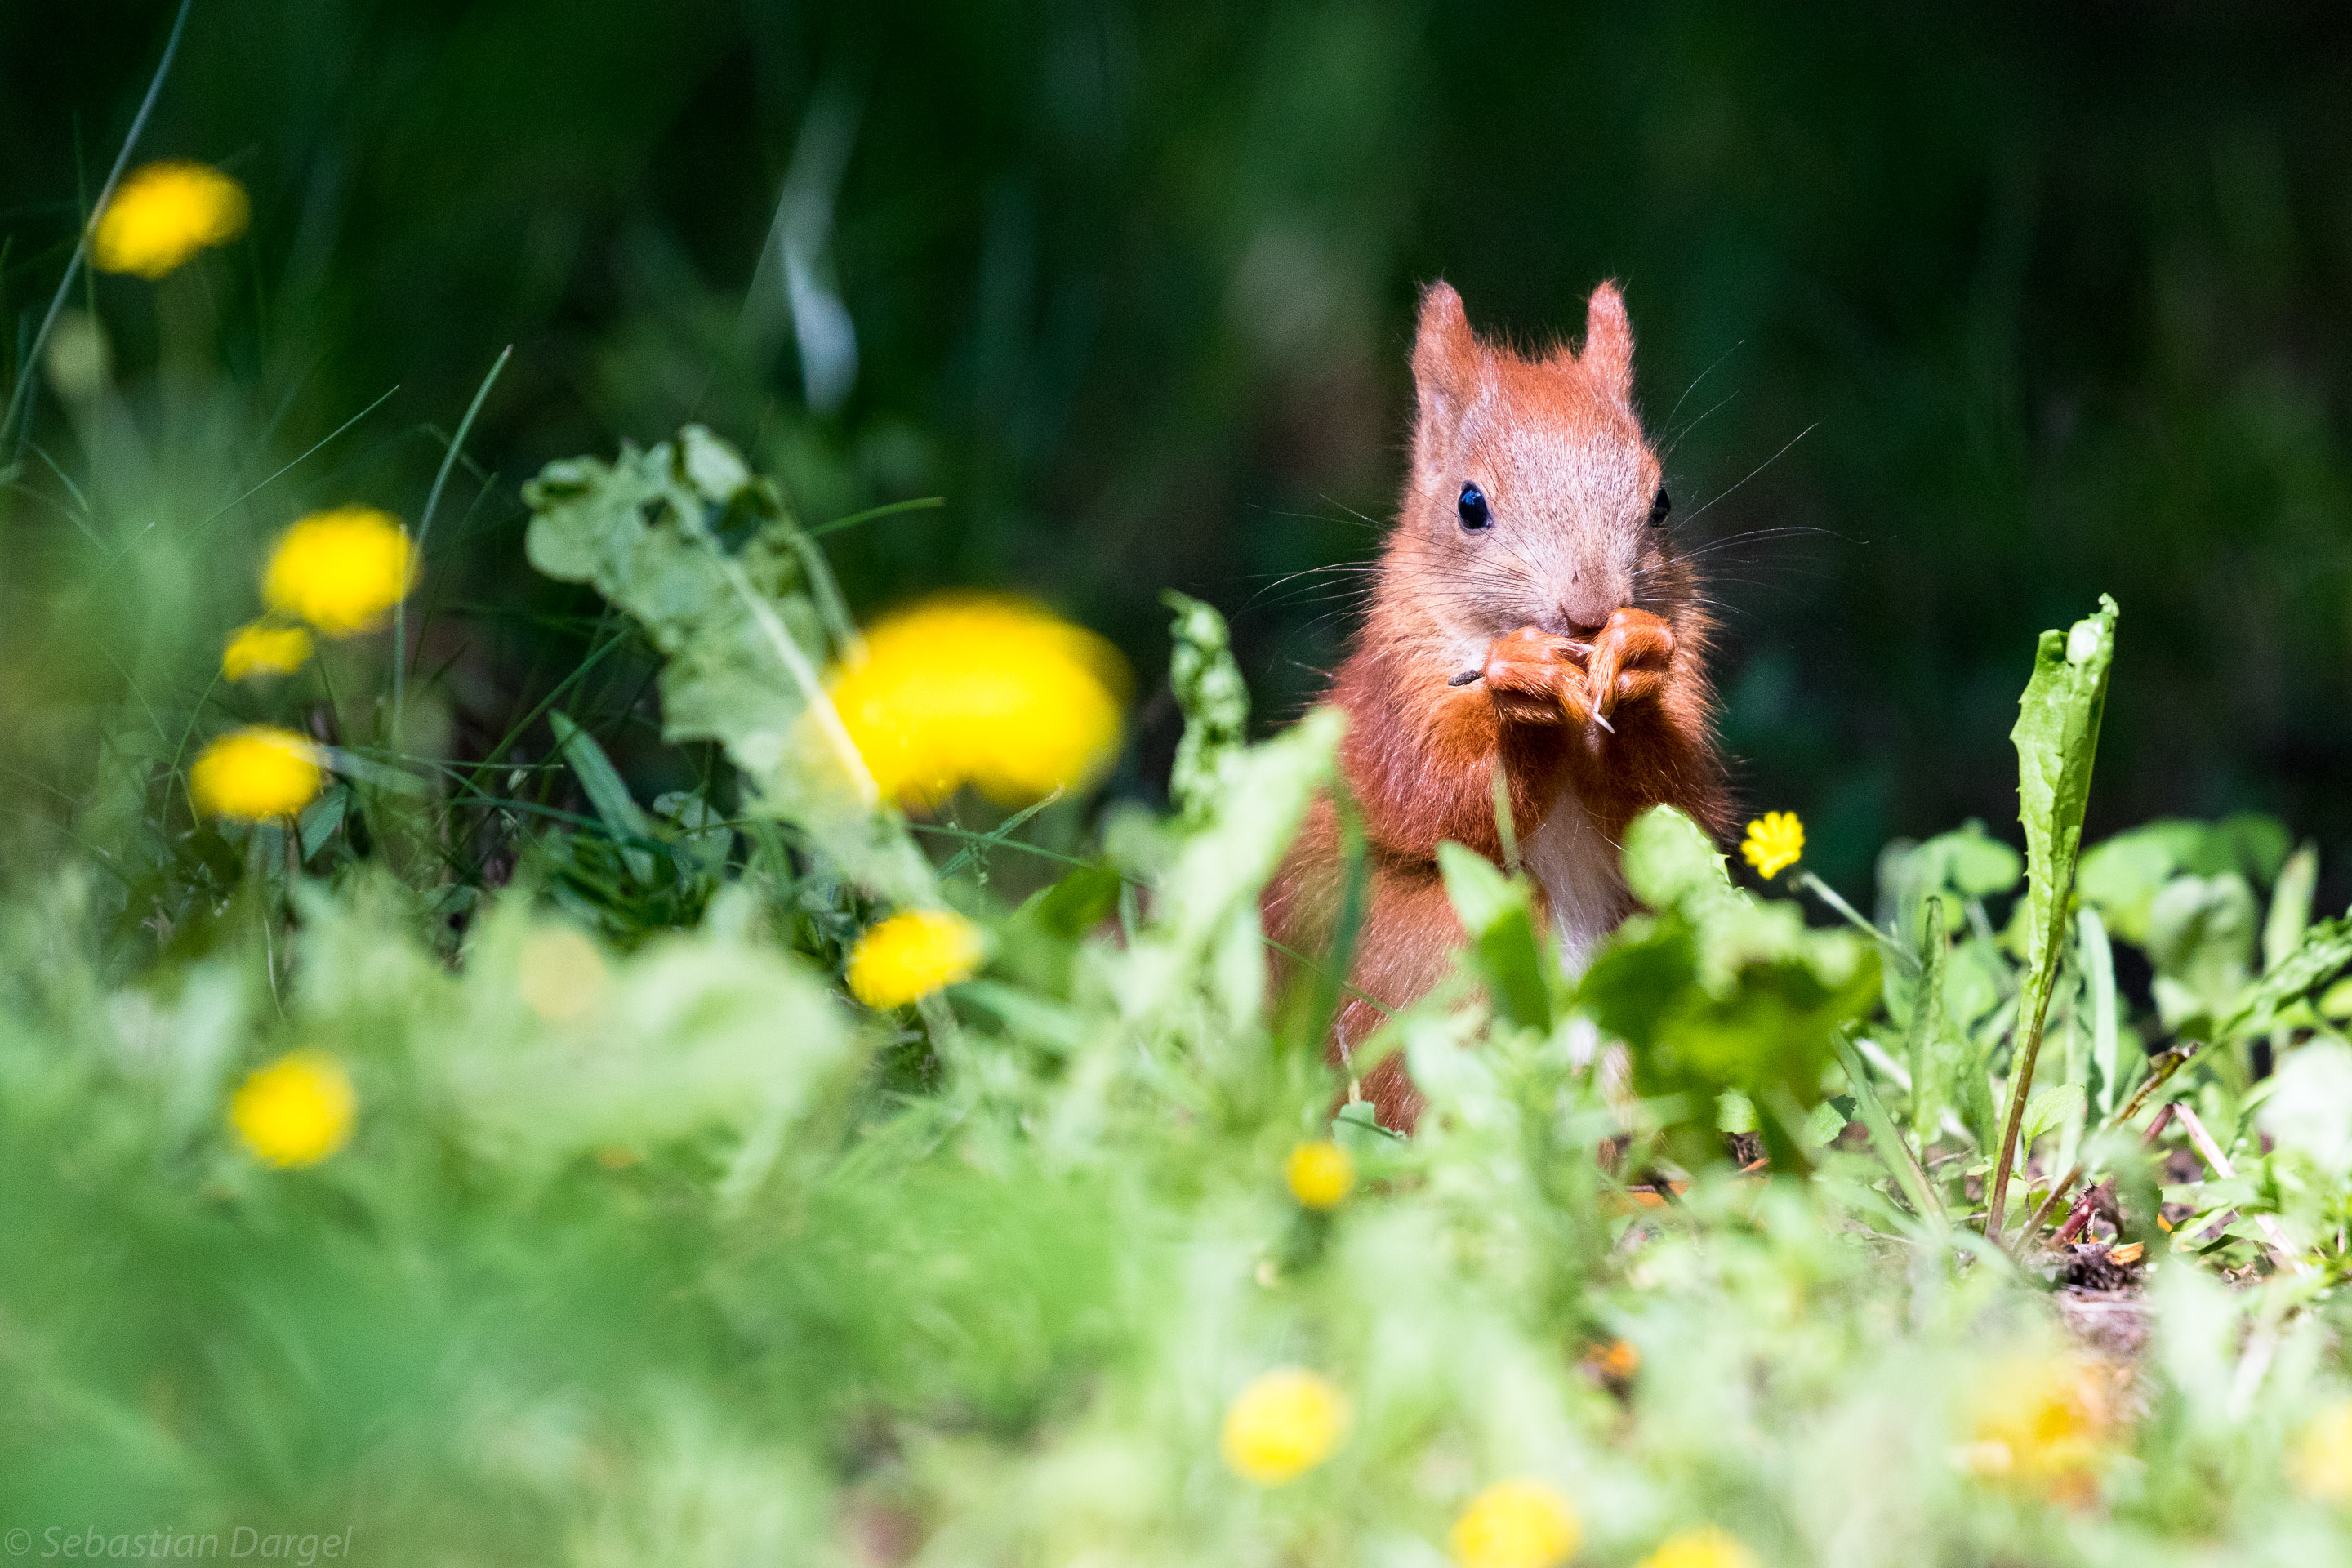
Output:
1584,608,1675,721
1481,626,1591,727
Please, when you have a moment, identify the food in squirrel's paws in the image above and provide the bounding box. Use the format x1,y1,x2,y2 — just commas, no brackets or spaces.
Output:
1264,279,1730,1132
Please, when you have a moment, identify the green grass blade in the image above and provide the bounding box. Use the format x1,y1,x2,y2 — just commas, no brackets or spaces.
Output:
1835,1030,1944,1225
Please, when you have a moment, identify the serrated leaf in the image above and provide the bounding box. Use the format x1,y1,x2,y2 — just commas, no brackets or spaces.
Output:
1989,594,2117,1232
2020,1081,2085,1149
1161,590,1250,826
523,427,934,903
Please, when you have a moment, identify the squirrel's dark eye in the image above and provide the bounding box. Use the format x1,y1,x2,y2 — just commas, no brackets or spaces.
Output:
1648,487,1671,527
1457,483,1491,532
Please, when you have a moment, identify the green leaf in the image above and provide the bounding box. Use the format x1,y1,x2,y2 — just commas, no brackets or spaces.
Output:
524,427,933,904
2146,872,2256,1034
1622,804,1735,912
2258,1040,2352,1179
2216,914,2352,1042
550,710,657,882
2076,830,2178,945
1882,821,2023,947
2079,906,2125,1119
1988,594,2117,1233
2020,1082,2086,1151
1833,1031,1943,1223
1298,789,1371,1051
1116,706,1344,1025
1587,805,1881,1171
1437,841,1549,1031
1904,898,1962,1147
1027,862,1125,940
1161,590,1250,826
2265,841,2319,974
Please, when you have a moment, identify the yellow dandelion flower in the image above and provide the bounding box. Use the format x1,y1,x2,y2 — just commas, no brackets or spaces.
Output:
828,595,1129,808
1637,1526,1758,1568
1220,1367,1348,1486
845,908,986,1009
90,161,249,281
229,1050,356,1169
189,726,327,821
220,621,314,681
2292,1401,2352,1504
1449,1478,1582,1568
1740,810,1805,880
262,506,416,637
1961,1352,2117,1503
1284,1139,1356,1210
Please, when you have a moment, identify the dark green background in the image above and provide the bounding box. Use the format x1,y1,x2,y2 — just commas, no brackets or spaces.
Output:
10,1,2351,895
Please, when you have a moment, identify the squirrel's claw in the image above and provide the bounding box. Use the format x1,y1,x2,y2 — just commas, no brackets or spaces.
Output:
1481,626,1589,727
1585,608,1674,722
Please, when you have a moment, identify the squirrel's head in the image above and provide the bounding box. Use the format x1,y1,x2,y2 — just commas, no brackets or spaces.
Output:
1397,279,1681,643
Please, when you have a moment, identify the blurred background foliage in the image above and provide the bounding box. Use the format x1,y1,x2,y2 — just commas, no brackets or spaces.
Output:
7,0,2351,896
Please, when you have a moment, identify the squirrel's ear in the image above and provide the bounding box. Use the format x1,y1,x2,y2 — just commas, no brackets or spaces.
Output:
1412,280,1478,425
1580,281,1634,402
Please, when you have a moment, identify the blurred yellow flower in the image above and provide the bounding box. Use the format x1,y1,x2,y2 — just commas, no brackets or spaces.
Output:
1637,1526,1757,1568
1284,1139,1355,1210
220,621,314,681
229,1050,356,1168
829,595,1128,808
90,160,249,280
517,927,612,1022
1220,1367,1348,1486
1961,1352,2117,1503
2292,1401,2352,1504
1449,1478,1581,1568
263,506,415,636
1740,811,1804,880
189,726,327,820
1586,1338,1642,1382
846,909,985,1009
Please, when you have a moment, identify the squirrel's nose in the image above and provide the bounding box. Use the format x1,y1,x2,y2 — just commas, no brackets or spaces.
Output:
1556,570,1628,639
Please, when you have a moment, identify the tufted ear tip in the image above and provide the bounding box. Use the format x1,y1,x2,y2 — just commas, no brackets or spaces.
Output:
1582,280,1634,399
1417,279,1468,338
1412,280,1477,403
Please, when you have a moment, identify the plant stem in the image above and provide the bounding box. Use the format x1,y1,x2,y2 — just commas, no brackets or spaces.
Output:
1985,951,2068,1237
2009,1040,2202,1244
3,0,193,454
394,344,511,742
1794,871,1915,972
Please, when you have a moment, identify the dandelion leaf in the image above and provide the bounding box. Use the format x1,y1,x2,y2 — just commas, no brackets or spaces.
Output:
2010,595,2118,1043
1986,598,2115,1216
524,427,933,903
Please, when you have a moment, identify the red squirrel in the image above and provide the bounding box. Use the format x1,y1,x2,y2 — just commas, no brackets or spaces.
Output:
1264,280,1731,1130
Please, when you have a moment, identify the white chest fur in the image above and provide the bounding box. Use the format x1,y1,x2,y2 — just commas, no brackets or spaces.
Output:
1520,783,1629,973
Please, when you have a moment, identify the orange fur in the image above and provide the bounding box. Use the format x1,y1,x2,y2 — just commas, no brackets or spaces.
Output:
1263,281,1731,1130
